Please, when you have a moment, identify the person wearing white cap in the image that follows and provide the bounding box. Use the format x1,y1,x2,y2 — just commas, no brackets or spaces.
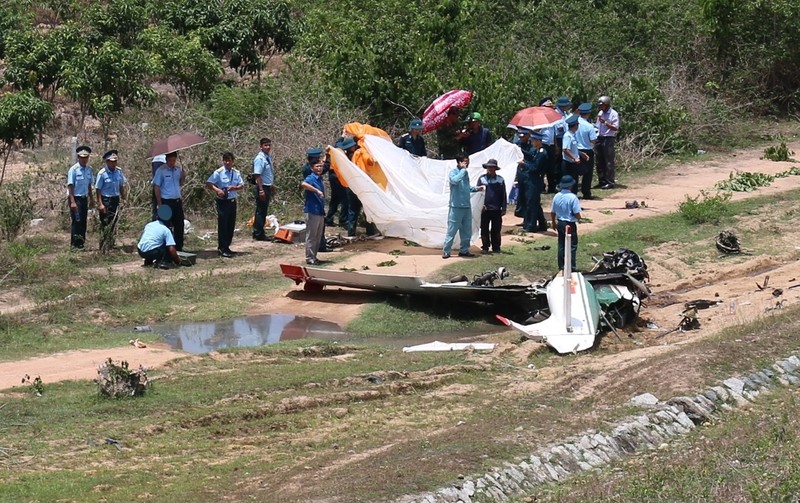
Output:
595,95,620,188
95,149,127,250
67,145,94,250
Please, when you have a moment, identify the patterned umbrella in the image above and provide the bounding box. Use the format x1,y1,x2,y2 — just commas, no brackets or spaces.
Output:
507,106,564,130
148,132,207,158
421,89,473,134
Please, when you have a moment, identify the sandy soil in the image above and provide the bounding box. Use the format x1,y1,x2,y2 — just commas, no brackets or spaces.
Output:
2,142,800,391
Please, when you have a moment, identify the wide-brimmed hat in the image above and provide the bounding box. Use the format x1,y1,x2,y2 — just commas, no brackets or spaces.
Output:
558,175,576,189
157,204,173,222
482,159,500,169
339,137,357,150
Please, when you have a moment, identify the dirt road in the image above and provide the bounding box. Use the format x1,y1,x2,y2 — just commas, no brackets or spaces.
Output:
2,143,799,391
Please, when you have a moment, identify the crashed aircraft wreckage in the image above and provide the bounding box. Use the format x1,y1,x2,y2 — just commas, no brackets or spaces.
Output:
280,244,650,355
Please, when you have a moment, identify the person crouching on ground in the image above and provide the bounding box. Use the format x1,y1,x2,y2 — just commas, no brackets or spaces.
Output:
137,205,181,269
550,175,582,271
442,152,484,259
301,161,326,265
206,152,244,258
477,159,507,254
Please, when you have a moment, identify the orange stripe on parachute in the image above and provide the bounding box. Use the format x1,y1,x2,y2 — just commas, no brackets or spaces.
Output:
330,123,389,190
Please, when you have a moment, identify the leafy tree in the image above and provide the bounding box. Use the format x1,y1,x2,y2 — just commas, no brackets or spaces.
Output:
138,26,223,101
0,91,54,187
62,40,158,145
0,3,32,59
153,0,295,77
3,23,82,101
84,0,150,49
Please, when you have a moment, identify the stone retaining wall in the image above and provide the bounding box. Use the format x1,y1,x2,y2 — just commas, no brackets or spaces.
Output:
395,354,800,503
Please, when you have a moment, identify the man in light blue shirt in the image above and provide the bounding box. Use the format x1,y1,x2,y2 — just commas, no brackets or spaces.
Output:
537,97,560,193
152,151,186,251
95,150,127,251
207,152,245,257
550,175,582,270
561,115,582,193
252,137,274,241
575,103,598,199
66,145,94,249
442,153,485,259
137,205,181,269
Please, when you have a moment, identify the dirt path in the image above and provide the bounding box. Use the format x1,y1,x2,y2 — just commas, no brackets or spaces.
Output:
2,143,799,391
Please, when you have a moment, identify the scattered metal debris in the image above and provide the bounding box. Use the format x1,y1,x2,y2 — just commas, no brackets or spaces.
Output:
772,288,783,297
133,325,152,332
756,275,770,291
625,200,648,209
716,231,741,254
765,300,786,313
471,267,509,287
104,438,124,452
684,299,722,310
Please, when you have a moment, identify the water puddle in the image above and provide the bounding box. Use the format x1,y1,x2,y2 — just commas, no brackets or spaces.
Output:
153,314,346,354
147,314,507,354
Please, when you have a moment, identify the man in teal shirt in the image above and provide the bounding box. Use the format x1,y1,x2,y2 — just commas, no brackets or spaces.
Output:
442,153,484,258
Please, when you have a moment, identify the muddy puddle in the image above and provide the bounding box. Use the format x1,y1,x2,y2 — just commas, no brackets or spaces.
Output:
146,314,504,354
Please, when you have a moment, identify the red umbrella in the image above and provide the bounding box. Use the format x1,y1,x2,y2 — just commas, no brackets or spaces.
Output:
422,89,473,133
507,106,564,130
148,132,208,158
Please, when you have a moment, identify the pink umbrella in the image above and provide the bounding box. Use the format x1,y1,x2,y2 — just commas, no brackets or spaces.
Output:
422,89,473,133
148,132,208,158
507,106,564,130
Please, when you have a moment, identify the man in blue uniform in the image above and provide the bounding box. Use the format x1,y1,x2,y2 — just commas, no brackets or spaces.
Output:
397,117,427,156
152,151,186,251
207,152,245,257
95,150,127,251
561,115,582,193
522,131,549,233
442,152,484,258
513,128,533,219
575,103,598,199
459,112,492,155
66,145,94,250
301,147,332,252
137,205,181,269
550,175,583,270
252,137,275,241
436,107,462,159
325,138,349,227
150,154,166,221
538,97,560,193
477,159,507,254
301,161,326,265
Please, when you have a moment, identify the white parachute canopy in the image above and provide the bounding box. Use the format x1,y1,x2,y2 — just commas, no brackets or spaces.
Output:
329,136,522,248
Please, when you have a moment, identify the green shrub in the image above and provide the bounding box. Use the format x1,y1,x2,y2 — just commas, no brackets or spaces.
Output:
762,142,795,162
0,176,35,241
677,190,732,224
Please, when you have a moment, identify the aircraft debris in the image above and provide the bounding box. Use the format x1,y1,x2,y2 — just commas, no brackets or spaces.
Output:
684,299,722,310
716,230,741,254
